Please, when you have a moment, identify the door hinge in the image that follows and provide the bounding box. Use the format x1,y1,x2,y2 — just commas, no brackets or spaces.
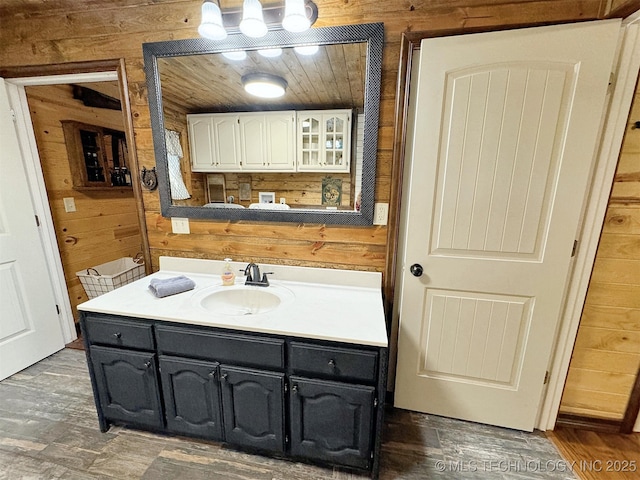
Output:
35,215,40,227
284,383,288,393
10,109,16,123
55,304,60,315
285,434,289,444
571,240,578,257
544,370,550,385
373,397,378,408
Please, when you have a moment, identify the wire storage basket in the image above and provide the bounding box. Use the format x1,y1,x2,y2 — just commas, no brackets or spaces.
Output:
77,256,145,299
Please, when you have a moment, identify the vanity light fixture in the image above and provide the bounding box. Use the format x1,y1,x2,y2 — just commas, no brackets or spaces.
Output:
258,47,283,58
242,73,287,98
198,0,318,40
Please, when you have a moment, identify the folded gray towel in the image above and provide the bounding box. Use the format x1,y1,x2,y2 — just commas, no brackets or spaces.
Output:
149,275,196,298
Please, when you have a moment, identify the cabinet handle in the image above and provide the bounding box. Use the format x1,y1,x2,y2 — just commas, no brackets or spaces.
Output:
113,332,122,339
144,361,152,369
208,371,216,378
291,384,298,394
221,373,228,381
328,359,336,368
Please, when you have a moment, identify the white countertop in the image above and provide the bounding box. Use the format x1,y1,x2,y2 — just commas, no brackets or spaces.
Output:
78,257,388,347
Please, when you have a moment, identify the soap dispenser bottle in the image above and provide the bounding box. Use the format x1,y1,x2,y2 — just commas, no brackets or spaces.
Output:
221,258,235,286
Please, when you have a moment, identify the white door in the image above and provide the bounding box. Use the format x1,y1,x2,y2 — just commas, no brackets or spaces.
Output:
0,78,65,380
394,20,620,431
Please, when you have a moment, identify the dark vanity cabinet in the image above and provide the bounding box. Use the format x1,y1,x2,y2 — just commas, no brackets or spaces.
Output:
81,312,387,478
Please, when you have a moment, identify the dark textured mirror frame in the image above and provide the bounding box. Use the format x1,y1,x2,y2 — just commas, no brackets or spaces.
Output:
143,22,383,225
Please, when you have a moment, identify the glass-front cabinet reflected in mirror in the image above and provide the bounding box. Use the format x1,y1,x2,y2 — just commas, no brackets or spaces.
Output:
143,23,383,225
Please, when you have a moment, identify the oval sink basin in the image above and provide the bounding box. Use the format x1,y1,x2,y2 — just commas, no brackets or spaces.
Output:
197,284,294,316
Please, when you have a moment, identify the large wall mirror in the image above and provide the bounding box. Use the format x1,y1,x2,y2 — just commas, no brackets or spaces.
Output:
143,22,383,225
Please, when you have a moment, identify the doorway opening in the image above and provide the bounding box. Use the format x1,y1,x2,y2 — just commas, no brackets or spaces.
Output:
4,61,150,348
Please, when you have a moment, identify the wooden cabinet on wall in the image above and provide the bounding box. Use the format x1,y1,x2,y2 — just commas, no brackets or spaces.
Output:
187,109,352,174
188,111,296,173
61,120,131,190
297,110,352,173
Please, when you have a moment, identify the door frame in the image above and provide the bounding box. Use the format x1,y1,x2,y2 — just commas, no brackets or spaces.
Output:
540,13,640,432
1,59,151,344
387,16,640,431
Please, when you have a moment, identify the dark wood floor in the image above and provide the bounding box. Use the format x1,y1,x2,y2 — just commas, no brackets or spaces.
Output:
0,349,579,479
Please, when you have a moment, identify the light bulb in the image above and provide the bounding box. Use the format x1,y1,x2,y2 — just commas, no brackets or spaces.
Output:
282,0,310,33
258,48,283,58
222,51,247,61
239,0,268,38
198,1,227,41
294,45,319,55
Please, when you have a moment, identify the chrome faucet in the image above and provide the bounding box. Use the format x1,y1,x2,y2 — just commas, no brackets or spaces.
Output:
243,262,272,287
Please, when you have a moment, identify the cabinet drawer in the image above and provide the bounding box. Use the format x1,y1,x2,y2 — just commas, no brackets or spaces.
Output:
288,342,378,384
83,314,154,350
156,325,285,370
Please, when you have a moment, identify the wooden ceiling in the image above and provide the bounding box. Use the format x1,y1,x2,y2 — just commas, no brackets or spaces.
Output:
157,42,367,115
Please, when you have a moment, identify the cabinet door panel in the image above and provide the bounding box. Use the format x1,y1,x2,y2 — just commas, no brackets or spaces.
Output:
212,116,241,170
189,116,215,171
289,376,374,470
220,365,285,453
90,346,163,429
265,113,295,170
159,356,223,440
239,116,267,169
296,110,351,172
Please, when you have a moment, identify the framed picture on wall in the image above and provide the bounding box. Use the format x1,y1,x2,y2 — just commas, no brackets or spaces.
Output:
259,192,275,204
322,177,342,206
238,182,251,201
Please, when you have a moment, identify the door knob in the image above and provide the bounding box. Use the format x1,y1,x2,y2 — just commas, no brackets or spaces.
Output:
410,264,424,277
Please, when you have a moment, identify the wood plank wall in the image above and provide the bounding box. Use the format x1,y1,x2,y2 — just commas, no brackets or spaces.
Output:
560,82,640,421
24,84,142,320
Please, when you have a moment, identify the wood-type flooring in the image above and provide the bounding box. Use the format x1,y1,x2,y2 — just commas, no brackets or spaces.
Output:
0,348,580,479
548,428,640,480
